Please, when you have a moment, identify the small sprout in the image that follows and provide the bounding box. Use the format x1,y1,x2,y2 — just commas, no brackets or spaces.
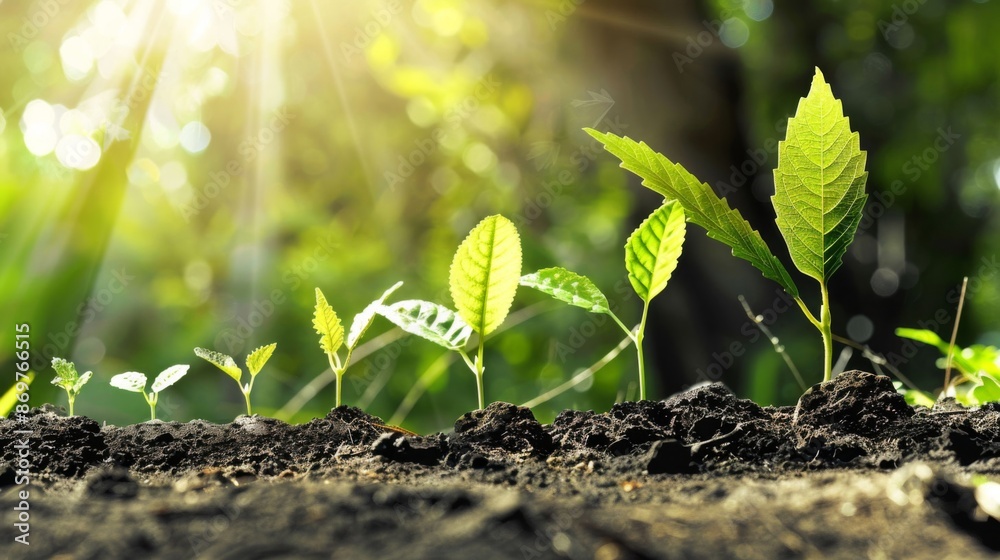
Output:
194,343,276,416
377,215,522,409
110,365,190,421
313,281,403,408
520,201,686,401
50,357,92,416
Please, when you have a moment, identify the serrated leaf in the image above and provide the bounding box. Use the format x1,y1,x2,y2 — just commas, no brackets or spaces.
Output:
246,343,276,376
110,372,147,393
347,281,404,350
194,347,243,382
520,267,611,314
449,215,522,336
773,68,868,283
313,288,344,357
586,128,798,298
377,300,472,350
972,375,1000,404
626,201,687,302
151,365,190,393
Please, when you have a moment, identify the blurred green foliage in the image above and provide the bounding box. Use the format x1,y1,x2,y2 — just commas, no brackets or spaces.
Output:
1,0,999,431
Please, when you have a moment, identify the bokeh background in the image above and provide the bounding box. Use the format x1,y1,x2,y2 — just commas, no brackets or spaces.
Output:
2,0,999,432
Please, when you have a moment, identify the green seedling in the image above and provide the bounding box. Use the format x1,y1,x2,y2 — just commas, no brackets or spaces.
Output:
314,281,403,407
587,67,868,383
50,357,92,416
194,343,276,416
110,365,190,420
377,214,521,409
895,328,1000,406
520,200,686,400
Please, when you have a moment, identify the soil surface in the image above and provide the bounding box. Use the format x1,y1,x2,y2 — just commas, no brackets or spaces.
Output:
4,370,1000,559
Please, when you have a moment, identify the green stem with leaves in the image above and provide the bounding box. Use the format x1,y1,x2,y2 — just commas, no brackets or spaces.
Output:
819,282,834,382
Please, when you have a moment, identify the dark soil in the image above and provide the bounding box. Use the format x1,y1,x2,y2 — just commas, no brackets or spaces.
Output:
5,370,1000,558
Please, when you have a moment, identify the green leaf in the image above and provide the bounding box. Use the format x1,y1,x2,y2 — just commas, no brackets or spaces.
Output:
972,375,1000,404
520,267,611,314
51,357,79,390
625,201,687,302
246,343,276,376
313,288,344,357
773,68,868,283
586,128,798,298
75,371,92,393
347,281,403,350
377,300,472,350
449,215,522,336
151,365,190,393
895,327,947,350
194,347,243,382
110,372,147,393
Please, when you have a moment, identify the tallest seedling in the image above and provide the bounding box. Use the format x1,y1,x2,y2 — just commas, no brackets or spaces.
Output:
587,68,868,382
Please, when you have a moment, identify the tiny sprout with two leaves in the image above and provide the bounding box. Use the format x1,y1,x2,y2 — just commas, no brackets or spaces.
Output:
110,365,190,420
51,357,92,416
377,214,521,409
521,200,687,400
194,343,276,416
313,281,403,407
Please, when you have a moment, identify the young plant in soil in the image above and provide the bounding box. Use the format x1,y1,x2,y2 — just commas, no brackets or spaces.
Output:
50,357,92,416
895,328,1000,406
376,214,521,410
587,67,868,382
313,281,403,407
194,343,276,416
109,365,190,420
520,200,686,400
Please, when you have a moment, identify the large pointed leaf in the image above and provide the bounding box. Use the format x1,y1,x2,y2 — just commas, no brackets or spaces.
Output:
313,288,344,357
586,128,798,298
773,67,868,283
246,343,276,376
194,347,243,382
377,300,472,350
151,364,190,393
110,372,147,393
626,201,687,301
520,267,611,314
347,281,404,350
449,215,522,336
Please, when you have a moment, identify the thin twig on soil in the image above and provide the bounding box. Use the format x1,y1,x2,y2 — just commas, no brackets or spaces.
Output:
738,295,807,391
944,276,968,391
521,333,634,409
